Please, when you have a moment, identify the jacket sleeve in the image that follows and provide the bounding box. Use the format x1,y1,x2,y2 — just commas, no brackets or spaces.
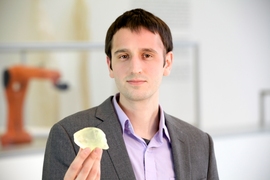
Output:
207,134,219,180
42,123,77,180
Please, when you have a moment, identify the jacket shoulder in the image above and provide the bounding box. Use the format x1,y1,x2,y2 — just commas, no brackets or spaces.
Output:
165,113,206,136
55,96,114,135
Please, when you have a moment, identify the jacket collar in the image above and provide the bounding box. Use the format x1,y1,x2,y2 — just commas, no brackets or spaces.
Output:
95,96,136,180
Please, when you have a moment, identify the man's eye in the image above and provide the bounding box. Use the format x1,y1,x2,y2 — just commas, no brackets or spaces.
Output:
143,54,152,58
119,54,129,59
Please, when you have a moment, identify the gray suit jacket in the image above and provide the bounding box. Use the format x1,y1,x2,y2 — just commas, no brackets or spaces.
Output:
42,96,219,180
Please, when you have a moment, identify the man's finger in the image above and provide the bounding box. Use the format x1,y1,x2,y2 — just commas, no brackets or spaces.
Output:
87,148,102,180
75,148,102,180
64,148,91,180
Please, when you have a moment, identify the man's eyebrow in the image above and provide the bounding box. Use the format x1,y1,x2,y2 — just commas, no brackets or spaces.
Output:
141,48,158,54
113,49,129,55
113,48,158,55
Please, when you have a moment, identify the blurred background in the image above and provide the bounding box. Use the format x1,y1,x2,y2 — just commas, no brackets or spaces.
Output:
0,0,270,179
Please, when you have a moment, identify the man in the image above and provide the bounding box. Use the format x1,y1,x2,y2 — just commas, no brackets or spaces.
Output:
42,8,219,180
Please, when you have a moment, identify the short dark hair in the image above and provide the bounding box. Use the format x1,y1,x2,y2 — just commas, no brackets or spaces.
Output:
105,8,173,60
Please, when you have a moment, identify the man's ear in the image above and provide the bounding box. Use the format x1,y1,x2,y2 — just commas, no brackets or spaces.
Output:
163,51,173,76
106,56,114,78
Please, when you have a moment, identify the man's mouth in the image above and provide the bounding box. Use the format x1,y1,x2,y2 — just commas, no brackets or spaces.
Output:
126,79,146,85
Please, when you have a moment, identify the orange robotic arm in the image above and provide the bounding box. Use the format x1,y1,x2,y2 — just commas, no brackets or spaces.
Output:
1,65,67,146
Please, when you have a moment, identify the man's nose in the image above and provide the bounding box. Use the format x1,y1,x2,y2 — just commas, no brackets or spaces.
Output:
130,56,143,74
129,56,142,74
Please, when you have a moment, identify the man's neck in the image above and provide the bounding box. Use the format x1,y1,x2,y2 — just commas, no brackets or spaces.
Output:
118,95,160,139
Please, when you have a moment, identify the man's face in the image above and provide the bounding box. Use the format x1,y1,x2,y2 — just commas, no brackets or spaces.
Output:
107,27,173,102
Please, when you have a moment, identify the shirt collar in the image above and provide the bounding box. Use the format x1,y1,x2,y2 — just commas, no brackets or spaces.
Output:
113,93,171,142
113,93,129,133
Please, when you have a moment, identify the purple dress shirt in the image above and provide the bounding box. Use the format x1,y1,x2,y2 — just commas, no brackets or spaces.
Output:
113,94,175,180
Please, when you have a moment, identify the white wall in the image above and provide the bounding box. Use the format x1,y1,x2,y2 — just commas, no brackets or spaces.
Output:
190,0,270,132
0,152,44,180
1,0,270,133
215,131,270,179
0,0,270,179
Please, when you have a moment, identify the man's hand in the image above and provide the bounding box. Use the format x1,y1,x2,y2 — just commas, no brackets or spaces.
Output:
64,148,103,180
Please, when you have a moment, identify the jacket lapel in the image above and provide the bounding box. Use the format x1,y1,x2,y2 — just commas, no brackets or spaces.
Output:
95,97,136,180
166,114,191,180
